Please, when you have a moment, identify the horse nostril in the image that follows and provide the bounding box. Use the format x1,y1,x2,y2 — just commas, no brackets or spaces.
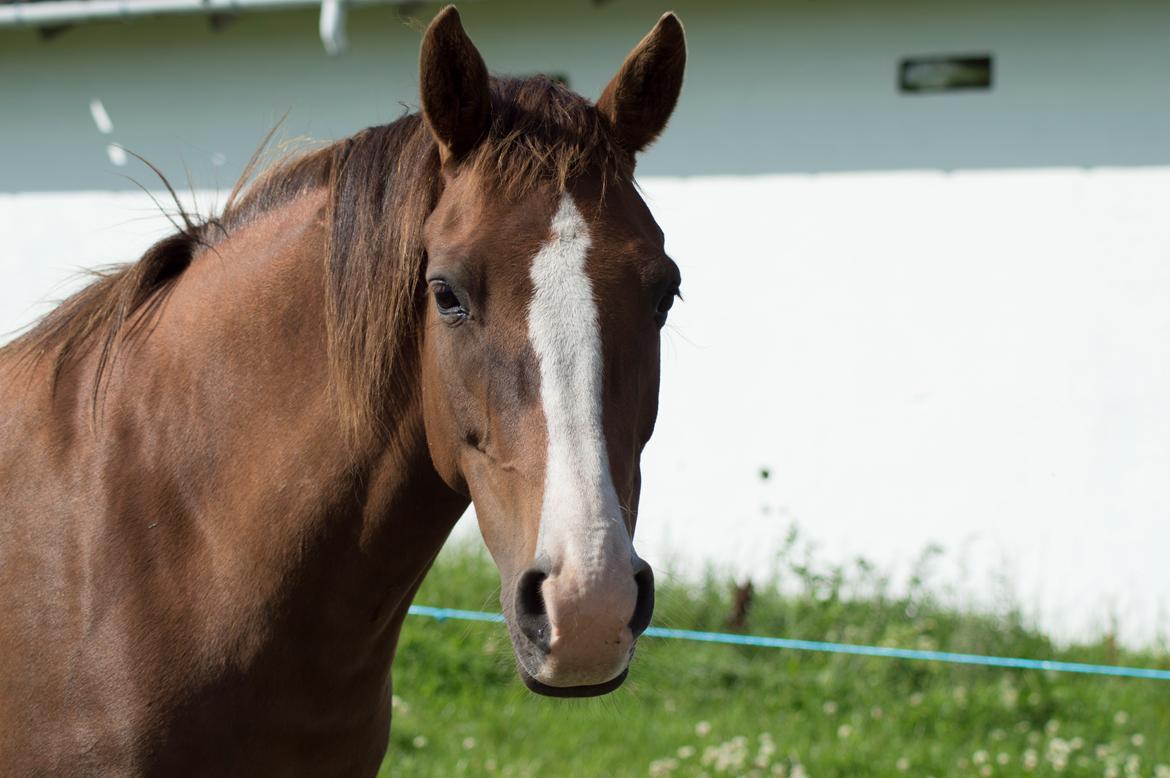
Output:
629,563,655,638
515,567,550,652
517,568,547,616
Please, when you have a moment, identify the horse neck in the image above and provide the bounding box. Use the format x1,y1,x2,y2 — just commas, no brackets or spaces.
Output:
91,190,465,652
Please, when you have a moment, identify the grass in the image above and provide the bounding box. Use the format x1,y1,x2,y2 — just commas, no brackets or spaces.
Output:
379,530,1169,777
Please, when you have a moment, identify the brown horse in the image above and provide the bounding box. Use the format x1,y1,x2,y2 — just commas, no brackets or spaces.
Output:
0,6,685,775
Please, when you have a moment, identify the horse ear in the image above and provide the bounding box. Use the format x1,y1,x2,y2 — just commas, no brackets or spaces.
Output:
597,13,687,156
419,6,491,162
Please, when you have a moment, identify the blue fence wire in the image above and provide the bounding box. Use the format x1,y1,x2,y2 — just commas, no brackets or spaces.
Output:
407,604,1170,682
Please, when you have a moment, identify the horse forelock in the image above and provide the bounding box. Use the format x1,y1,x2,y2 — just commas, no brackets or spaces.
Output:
8,75,630,437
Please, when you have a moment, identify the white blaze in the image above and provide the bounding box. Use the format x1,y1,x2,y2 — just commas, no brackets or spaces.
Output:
527,194,627,573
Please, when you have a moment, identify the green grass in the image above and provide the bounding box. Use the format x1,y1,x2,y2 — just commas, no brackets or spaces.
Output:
379,532,1169,777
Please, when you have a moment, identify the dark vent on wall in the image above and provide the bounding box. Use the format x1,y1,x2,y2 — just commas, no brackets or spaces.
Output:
899,55,992,94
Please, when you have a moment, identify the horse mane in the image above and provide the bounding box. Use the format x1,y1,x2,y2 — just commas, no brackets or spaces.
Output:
11,75,630,434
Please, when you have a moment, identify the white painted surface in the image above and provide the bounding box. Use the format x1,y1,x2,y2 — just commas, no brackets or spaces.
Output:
4,169,1169,646
638,169,1170,648
3,0,1170,193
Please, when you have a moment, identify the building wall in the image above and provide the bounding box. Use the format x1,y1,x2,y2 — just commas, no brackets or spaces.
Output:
4,0,1170,191
3,0,1169,643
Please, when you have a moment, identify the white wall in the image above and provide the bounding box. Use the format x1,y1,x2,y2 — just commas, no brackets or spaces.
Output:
3,0,1170,192
4,0,1170,645
639,168,1170,647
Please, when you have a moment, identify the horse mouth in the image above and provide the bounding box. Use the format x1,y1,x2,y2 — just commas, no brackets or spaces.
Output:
518,666,629,698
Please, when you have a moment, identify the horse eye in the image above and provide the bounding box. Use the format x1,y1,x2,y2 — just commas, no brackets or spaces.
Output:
431,282,466,317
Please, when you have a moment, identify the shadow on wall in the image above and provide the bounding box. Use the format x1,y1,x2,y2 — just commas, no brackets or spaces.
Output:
2,0,1169,193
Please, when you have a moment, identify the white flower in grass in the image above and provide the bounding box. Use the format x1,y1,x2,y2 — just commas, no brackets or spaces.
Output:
770,764,787,777
790,764,808,778
1022,748,1038,770
1069,737,1084,751
1153,765,1170,778
1045,720,1060,736
756,737,777,765
390,695,410,716
702,736,750,773
677,746,695,760
1130,734,1145,747
1114,710,1129,725
695,720,712,737
1125,754,1141,776
973,750,990,765
979,766,992,777
870,706,884,720
462,737,476,750
996,752,1010,766
484,758,497,772
1096,744,1111,759
822,700,838,715
895,757,910,772
909,692,925,707
1105,765,1120,778
720,740,747,772
412,735,427,749
648,757,678,777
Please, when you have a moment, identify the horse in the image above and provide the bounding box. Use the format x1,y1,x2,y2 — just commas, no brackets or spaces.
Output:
0,5,685,774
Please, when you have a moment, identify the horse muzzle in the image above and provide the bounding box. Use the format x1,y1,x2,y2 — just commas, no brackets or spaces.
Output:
507,557,654,696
